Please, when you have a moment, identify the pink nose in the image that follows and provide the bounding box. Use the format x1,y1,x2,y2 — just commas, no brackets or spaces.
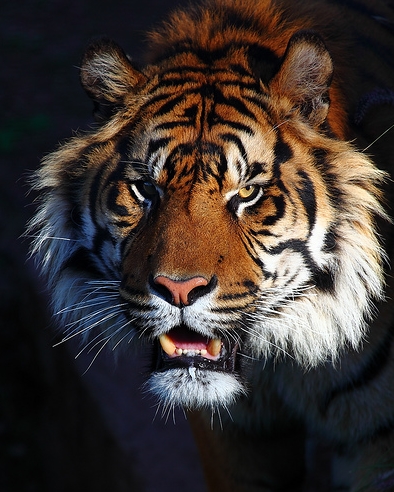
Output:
153,275,209,307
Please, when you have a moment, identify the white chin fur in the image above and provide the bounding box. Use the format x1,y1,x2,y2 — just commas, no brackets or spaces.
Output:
147,368,246,409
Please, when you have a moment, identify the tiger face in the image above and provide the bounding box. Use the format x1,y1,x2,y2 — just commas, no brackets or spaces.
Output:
30,24,386,411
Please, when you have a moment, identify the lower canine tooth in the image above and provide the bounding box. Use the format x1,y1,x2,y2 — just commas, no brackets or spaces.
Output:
159,334,176,356
207,338,222,357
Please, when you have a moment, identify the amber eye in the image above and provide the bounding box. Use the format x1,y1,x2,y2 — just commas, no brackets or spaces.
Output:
237,184,261,201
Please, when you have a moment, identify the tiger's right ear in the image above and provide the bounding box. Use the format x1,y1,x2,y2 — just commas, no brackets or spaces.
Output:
80,38,147,121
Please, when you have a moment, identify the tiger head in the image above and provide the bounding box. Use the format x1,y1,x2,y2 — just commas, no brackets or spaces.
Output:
29,14,387,410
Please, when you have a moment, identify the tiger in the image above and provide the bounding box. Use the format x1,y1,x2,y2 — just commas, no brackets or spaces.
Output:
28,0,394,490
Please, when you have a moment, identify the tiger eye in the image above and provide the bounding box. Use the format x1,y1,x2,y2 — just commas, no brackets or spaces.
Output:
142,182,157,196
238,184,259,200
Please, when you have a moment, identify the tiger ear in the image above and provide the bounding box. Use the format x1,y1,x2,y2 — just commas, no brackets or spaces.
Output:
80,38,146,121
270,31,333,126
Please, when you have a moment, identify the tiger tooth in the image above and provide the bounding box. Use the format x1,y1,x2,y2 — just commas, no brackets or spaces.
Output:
207,338,222,357
175,348,183,356
159,334,176,356
200,349,207,356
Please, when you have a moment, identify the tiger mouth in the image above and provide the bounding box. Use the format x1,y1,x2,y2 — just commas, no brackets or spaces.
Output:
156,325,239,372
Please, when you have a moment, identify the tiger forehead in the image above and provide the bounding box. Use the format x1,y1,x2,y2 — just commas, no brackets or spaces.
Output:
154,47,263,84
140,50,269,124
136,88,276,183
128,49,280,191
151,145,229,189
147,141,271,193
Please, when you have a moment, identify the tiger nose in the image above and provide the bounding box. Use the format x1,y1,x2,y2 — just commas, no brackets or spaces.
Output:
152,275,212,307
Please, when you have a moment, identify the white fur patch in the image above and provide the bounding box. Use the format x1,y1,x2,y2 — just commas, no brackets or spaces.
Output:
147,368,246,410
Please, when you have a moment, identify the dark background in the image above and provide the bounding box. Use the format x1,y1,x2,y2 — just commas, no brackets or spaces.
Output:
1,1,207,491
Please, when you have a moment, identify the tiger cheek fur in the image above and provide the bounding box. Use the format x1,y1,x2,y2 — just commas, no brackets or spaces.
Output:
28,0,394,490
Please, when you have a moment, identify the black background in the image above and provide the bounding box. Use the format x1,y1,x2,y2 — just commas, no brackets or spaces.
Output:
1,1,207,491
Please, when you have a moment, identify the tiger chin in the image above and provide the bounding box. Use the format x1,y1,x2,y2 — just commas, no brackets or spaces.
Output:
28,0,394,490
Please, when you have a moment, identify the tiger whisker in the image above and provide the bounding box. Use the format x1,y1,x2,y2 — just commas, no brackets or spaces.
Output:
249,302,325,337
217,328,239,346
151,401,163,424
23,234,78,242
57,305,126,344
236,323,294,360
74,314,127,357
60,301,126,331
215,405,224,431
168,402,177,425
55,295,121,317
80,337,113,375
237,352,259,362
363,123,394,152
111,318,138,350
54,281,121,315
86,279,121,286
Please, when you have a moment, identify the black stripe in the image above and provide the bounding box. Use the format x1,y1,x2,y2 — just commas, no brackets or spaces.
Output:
247,44,281,85
146,137,172,157
311,268,335,292
244,94,270,113
269,237,334,289
139,91,174,112
312,148,343,207
217,118,254,134
262,194,285,226
248,162,268,180
161,142,196,182
273,136,293,179
154,94,186,117
159,76,199,87
62,247,100,277
89,158,114,226
154,70,258,93
211,304,249,314
214,91,257,120
151,39,279,78
219,288,258,302
296,170,317,232
269,238,306,256
250,228,277,238
156,120,194,131
321,323,394,415
107,185,129,216
236,231,274,277
158,65,257,84
220,132,247,158
322,228,339,254
114,220,134,228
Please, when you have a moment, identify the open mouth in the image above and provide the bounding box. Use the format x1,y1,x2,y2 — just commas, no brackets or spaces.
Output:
156,325,239,372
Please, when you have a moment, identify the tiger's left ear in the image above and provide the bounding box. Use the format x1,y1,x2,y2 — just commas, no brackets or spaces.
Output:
270,31,333,126
80,38,147,121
